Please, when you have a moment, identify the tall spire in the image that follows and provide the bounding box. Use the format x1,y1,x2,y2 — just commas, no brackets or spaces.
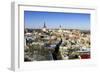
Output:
58,25,62,33
42,21,47,32
59,25,61,28
43,21,46,28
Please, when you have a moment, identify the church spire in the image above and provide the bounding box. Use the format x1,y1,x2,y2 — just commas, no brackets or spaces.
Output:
43,21,46,28
42,21,47,32
59,25,61,28
58,25,62,33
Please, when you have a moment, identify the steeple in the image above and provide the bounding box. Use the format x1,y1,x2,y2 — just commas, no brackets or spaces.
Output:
58,25,62,33
42,21,47,32
43,21,46,28
59,25,61,28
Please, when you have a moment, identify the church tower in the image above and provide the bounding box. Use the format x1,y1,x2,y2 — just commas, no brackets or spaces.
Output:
58,25,62,33
42,21,47,32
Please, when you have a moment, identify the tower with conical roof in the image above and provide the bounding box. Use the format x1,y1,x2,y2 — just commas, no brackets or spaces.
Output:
43,22,46,28
59,25,61,28
42,21,47,32
58,25,62,33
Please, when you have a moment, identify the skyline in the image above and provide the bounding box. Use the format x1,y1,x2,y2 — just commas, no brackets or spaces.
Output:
24,11,90,30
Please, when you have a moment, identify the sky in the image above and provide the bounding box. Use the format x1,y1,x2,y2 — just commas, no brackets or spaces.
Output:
24,11,90,30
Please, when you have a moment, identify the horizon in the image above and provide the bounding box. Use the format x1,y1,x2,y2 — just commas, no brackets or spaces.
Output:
24,26,90,31
24,11,90,30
